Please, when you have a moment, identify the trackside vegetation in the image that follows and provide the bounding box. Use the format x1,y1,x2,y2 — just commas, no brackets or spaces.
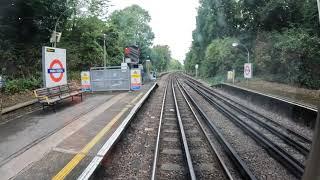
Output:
0,0,175,94
185,0,320,89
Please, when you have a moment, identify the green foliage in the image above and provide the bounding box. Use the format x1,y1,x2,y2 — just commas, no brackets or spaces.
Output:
255,29,320,88
5,77,41,94
185,0,320,89
202,37,245,77
0,1,156,93
150,45,172,72
108,5,155,62
168,59,183,71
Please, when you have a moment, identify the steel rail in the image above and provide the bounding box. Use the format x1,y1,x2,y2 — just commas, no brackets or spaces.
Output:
189,79,310,156
171,79,196,180
184,75,312,144
151,80,169,180
175,78,234,180
186,81,305,178
177,79,257,180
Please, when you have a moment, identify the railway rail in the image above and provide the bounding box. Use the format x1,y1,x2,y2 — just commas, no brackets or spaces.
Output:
78,73,314,179
180,76,305,178
152,75,257,180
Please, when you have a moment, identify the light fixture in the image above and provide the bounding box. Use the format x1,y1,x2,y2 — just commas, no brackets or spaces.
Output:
232,42,239,47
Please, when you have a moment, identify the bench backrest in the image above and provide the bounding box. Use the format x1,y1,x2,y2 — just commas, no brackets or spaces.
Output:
34,83,81,101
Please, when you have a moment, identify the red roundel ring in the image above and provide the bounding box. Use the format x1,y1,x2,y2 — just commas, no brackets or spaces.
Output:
49,59,64,83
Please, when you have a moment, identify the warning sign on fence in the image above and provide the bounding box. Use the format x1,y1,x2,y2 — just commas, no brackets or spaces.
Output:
42,47,67,87
81,71,91,91
131,69,141,91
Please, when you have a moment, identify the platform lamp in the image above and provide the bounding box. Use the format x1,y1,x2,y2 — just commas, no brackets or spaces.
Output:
232,42,250,86
51,7,88,47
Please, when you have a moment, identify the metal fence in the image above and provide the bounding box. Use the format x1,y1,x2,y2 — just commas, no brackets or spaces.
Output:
90,67,130,91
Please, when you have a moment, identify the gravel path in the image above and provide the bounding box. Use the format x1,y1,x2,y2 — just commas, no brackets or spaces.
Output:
182,80,297,180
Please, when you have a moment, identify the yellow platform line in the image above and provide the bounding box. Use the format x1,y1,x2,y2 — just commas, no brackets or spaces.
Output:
52,93,143,180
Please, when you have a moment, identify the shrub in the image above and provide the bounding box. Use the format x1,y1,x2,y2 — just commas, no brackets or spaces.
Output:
4,77,41,94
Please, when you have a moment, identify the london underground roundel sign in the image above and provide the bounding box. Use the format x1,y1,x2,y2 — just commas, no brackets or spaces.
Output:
48,59,65,82
42,47,67,88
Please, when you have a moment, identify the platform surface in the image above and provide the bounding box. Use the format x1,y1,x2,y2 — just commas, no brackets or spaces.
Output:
0,83,155,180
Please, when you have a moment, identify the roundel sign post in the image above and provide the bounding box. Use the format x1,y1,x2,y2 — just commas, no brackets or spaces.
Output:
42,47,67,88
244,63,252,79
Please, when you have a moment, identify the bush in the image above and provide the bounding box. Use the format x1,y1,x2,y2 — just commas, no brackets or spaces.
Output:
4,77,41,94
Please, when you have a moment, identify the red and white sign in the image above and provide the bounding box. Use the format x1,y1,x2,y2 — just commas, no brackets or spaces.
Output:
42,47,67,87
81,71,91,91
244,63,252,79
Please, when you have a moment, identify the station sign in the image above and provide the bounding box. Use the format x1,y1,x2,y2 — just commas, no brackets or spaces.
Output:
42,47,67,88
131,69,141,91
81,71,91,91
121,63,128,70
244,63,252,79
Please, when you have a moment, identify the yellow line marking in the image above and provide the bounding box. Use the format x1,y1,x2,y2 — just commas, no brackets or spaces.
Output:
52,92,144,180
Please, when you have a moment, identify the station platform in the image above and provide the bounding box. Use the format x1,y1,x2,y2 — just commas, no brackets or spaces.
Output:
0,83,157,180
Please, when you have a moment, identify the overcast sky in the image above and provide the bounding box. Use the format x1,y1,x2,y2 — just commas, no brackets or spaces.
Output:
109,0,199,62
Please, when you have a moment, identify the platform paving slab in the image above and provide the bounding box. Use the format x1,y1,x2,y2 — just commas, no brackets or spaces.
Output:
0,83,154,180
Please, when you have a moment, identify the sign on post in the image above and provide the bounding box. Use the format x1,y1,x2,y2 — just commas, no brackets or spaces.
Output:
131,69,141,91
195,64,199,77
0,76,4,89
81,71,91,91
244,63,252,79
42,47,67,88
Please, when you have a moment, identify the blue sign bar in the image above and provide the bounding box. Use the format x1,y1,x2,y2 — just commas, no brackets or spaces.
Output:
48,68,65,73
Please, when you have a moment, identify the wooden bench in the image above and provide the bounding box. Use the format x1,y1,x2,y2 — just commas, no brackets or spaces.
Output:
34,83,83,111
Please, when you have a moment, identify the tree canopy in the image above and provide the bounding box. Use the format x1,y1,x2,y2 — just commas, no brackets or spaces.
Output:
0,1,172,93
185,0,320,89
0,1,157,74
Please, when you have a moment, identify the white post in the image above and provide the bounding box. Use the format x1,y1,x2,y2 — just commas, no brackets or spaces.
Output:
232,69,235,84
195,64,199,78
103,34,106,67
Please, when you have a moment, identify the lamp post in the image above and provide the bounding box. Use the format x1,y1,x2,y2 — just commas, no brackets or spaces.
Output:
52,7,88,47
232,42,250,85
232,42,250,63
317,0,320,24
103,34,107,67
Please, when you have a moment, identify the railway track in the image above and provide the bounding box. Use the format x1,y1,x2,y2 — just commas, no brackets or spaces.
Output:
151,77,195,179
80,73,312,179
180,76,305,178
185,75,312,146
152,75,257,180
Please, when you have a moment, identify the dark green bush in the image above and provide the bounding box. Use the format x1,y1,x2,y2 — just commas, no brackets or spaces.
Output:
4,77,41,94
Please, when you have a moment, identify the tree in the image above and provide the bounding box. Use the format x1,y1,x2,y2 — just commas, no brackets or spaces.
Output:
108,5,155,63
169,59,183,71
150,45,171,72
185,0,320,89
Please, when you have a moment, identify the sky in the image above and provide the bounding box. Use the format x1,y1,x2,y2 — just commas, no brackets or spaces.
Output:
109,0,199,62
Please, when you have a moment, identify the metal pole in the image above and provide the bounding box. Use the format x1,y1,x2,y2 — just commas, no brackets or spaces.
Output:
103,34,106,67
317,0,320,24
53,8,71,47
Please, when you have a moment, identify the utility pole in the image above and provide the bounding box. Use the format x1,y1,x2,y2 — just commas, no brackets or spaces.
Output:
317,0,320,23
103,34,107,67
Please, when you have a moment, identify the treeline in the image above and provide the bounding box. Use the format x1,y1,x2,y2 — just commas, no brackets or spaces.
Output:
0,0,173,93
149,45,183,72
185,0,320,89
